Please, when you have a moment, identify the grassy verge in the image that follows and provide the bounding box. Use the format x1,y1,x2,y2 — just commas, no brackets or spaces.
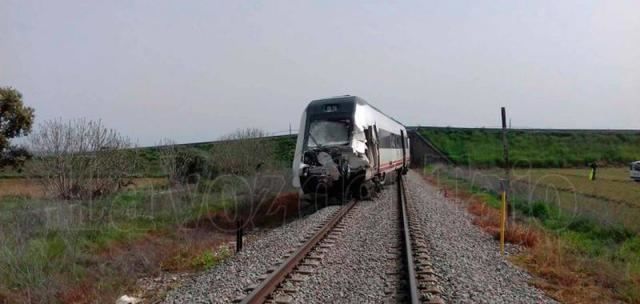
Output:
419,127,640,168
0,184,235,303
0,174,305,303
422,168,640,303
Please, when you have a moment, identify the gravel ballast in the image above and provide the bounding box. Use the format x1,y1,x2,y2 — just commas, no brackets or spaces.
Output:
405,171,557,304
165,171,557,304
284,187,398,303
163,205,340,303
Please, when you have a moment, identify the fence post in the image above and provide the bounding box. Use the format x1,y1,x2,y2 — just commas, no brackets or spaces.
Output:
500,187,507,255
236,218,243,253
501,107,512,221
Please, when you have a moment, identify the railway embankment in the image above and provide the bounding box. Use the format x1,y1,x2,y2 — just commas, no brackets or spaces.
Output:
159,171,558,304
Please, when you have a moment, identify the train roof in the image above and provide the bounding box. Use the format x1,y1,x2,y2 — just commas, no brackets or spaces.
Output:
307,95,405,127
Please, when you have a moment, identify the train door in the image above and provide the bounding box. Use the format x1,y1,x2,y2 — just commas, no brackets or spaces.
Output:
365,125,383,192
373,125,381,176
364,126,378,176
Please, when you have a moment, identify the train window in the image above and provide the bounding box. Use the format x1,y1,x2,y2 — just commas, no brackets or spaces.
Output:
306,119,351,148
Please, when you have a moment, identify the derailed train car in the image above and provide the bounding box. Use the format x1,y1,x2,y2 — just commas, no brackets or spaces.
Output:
292,95,409,199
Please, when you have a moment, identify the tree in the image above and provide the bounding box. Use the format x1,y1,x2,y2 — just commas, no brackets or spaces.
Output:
157,138,181,184
0,87,35,168
27,119,137,199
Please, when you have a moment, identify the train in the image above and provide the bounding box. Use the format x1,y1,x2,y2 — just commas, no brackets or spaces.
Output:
631,161,640,182
292,95,409,199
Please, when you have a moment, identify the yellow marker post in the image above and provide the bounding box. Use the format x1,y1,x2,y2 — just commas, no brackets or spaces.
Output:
500,191,506,255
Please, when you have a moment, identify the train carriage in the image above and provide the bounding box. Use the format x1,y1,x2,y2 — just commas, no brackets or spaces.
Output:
292,95,409,198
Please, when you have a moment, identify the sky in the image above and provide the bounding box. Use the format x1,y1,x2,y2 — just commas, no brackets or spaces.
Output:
1,0,639,145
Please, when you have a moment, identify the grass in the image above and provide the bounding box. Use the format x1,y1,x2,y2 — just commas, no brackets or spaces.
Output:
424,168,640,303
0,168,304,303
419,127,640,168
0,177,166,201
0,179,44,198
506,168,640,207
189,245,232,270
0,184,229,303
472,166,640,232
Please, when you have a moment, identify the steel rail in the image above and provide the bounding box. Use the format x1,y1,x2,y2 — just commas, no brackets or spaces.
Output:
398,175,421,304
240,199,358,304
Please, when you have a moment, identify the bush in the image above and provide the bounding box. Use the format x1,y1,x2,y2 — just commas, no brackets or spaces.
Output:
27,119,136,200
174,148,216,184
527,201,551,220
157,140,216,185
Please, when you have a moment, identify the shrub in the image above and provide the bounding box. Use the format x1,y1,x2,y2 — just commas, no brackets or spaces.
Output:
190,245,231,270
175,148,216,184
157,140,216,185
27,119,136,200
531,202,548,219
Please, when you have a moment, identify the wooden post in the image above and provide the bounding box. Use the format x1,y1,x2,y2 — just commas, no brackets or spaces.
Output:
500,191,506,255
501,107,511,219
236,219,243,253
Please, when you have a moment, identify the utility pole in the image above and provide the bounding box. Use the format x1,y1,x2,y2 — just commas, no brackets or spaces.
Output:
501,107,512,219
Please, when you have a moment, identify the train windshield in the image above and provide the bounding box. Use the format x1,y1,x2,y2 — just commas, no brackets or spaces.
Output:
306,119,351,148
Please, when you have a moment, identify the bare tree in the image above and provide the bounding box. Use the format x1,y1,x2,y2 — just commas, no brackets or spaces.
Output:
27,119,137,199
210,128,276,176
157,138,180,185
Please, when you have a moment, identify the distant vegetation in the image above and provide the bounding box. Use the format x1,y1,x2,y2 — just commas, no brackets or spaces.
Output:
133,135,297,178
419,127,640,168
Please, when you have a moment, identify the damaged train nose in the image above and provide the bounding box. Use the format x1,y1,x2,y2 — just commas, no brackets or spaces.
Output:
300,149,349,194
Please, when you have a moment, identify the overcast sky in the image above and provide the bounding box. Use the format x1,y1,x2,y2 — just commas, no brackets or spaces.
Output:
1,1,639,145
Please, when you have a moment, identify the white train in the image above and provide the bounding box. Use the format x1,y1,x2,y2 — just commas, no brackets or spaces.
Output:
292,95,409,198
631,161,640,182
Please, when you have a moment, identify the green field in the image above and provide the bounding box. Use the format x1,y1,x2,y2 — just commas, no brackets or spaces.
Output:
510,168,640,206
474,167,640,232
419,126,640,231
419,127,640,168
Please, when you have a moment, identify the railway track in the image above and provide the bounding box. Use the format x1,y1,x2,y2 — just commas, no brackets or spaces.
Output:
235,174,445,304
397,175,445,304
237,199,357,304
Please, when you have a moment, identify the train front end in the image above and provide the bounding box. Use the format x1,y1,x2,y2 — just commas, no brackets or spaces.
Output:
292,97,369,197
